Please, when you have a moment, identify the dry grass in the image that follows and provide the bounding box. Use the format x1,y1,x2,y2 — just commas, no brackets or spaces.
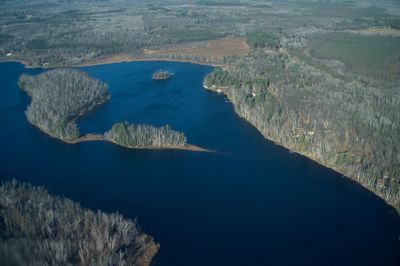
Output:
143,37,250,59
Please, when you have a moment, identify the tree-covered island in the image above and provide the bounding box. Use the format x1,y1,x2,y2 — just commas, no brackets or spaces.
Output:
0,180,159,266
152,69,173,80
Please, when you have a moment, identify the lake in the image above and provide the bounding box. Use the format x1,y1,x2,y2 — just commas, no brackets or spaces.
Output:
0,61,399,265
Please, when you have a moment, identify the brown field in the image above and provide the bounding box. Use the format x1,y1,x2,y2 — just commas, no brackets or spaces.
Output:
143,37,250,59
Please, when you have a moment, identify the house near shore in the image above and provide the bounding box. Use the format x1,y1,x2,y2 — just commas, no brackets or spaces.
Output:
377,178,386,189
377,175,390,189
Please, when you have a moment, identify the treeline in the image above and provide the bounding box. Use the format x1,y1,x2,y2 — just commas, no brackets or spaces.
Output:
19,69,109,141
105,122,187,148
0,0,357,67
205,50,400,208
0,180,159,266
246,32,280,49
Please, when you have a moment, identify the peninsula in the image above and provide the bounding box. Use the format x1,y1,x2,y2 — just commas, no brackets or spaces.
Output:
0,180,159,266
18,69,109,141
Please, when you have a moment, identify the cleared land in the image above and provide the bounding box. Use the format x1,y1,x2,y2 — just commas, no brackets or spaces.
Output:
143,37,250,60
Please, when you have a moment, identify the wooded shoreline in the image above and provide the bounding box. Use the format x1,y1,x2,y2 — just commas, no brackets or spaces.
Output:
204,82,400,213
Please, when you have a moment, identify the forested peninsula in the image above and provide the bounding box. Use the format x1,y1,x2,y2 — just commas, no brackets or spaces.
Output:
18,69,208,152
18,69,109,141
0,180,159,266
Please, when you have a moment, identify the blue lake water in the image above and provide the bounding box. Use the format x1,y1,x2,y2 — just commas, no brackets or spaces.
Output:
0,61,399,265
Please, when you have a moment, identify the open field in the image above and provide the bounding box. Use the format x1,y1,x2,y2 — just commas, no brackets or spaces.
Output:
143,37,250,60
308,33,400,77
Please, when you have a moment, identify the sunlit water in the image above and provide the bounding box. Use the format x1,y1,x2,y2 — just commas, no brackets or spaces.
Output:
0,61,399,265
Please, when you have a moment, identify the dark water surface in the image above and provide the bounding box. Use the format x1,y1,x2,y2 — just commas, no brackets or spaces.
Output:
0,61,399,265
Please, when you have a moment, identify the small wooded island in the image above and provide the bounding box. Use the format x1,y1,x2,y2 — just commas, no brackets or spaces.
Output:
152,69,173,80
19,69,208,152
0,180,159,266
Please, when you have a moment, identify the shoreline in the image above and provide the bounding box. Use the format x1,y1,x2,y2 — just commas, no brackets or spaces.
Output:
76,56,230,71
0,56,229,71
204,83,400,213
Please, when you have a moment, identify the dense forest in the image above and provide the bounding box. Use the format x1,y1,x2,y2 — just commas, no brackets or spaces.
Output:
0,180,159,266
19,69,109,141
105,122,187,149
246,32,280,49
